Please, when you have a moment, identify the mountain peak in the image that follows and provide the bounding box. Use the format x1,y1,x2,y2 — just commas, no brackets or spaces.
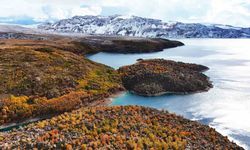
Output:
38,15,250,38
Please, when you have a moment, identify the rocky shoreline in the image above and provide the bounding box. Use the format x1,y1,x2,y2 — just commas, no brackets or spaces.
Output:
119,59,213,96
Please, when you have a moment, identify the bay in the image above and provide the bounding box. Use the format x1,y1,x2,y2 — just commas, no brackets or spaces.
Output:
88,39,250,149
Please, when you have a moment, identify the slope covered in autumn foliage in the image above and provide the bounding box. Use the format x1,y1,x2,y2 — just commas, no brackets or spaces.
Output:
0,46,123,125
0,106,243,149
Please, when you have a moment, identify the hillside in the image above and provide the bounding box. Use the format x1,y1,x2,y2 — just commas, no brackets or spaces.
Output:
0,106,243,149
38,15,250,38
0,45,123,125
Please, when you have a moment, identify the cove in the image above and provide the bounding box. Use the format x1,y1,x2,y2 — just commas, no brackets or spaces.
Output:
88,39,250,149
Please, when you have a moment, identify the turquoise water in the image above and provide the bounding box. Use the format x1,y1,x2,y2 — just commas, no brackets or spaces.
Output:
88,39,250,149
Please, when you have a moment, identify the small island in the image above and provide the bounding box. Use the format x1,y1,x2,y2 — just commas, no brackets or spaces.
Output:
119,59,213,96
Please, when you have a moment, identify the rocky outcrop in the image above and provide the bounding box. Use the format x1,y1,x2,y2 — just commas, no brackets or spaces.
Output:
119,59,213,96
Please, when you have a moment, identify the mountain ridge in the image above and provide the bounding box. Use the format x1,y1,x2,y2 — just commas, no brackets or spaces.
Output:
38,15,250,38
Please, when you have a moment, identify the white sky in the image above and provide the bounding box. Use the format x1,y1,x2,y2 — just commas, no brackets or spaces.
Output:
0,0,249,26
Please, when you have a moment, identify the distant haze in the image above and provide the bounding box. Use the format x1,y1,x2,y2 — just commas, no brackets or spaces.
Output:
0,0,249,27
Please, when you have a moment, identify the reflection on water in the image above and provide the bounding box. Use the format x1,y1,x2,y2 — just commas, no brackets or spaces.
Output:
88,39,250,149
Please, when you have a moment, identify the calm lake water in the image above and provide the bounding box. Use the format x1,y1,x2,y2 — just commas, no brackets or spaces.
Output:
88,39,250,149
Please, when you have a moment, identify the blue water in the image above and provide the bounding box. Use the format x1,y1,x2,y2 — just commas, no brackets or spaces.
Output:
88,39,250,149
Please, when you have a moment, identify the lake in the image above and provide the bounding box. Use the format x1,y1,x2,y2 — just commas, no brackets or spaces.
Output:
88,39,250,149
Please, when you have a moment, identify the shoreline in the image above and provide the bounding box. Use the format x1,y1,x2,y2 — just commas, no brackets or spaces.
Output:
129,86,213,97
89,90,126,107
105,91,126,106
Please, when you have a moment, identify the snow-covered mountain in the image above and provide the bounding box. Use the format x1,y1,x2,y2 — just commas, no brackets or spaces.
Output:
38,15,250,38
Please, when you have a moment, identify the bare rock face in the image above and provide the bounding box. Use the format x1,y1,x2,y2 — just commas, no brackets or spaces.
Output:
118,59,213,96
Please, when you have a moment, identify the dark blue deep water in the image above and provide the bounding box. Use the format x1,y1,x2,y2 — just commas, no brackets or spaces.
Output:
88,39,250,149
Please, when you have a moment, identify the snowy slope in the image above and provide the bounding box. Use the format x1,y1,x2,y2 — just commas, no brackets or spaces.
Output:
38,15,250,38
